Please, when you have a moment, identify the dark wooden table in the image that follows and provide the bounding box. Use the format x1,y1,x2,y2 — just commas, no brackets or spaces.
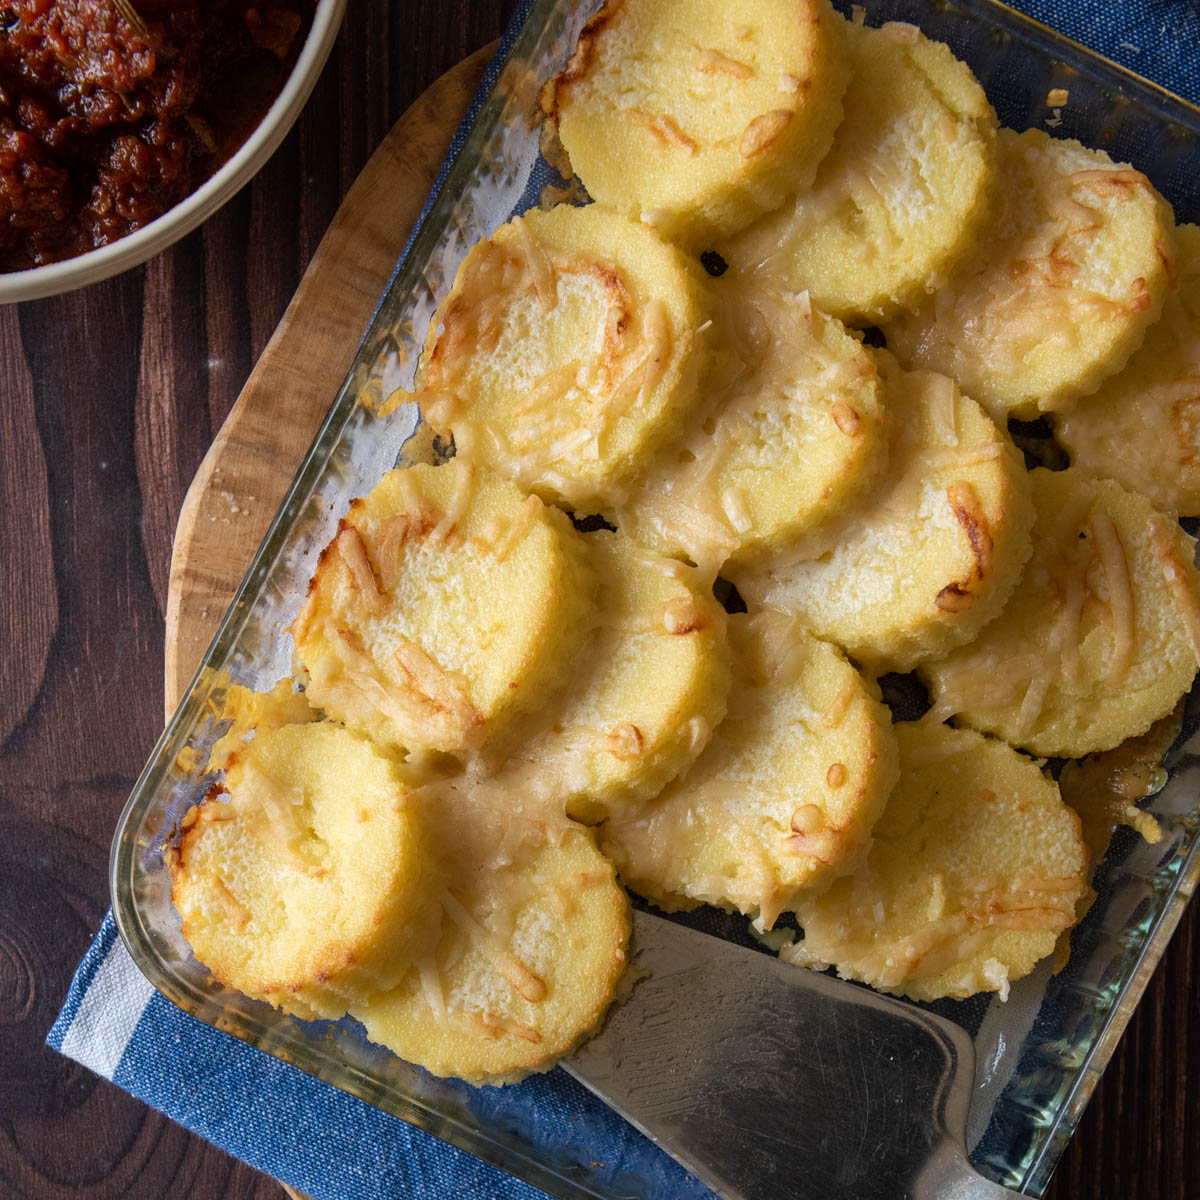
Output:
1,3,1197,1197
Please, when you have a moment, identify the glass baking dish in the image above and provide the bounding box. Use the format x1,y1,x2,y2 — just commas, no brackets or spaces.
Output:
110,1,1200,1196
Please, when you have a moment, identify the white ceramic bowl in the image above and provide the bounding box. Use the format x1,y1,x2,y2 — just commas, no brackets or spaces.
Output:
0,0,348,305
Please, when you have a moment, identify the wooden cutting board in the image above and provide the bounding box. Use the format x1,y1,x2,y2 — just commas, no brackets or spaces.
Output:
163,46,489,715
163,45,488,1200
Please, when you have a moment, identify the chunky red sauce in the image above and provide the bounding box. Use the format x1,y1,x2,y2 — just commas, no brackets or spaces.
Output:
0,0,315,272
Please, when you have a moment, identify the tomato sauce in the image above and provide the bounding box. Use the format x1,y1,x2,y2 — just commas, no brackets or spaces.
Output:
0,0,315,272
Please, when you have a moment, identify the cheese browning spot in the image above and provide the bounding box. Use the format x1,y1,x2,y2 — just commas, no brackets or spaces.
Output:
949,480,995,578
934,481,995,613
790,804,824,834
822,684,854,729
628,108,698,154
602,722,645,761
1088,512,1135,685
660,596,708,634
696,48,754,79
336,527,382,610
831,401,861,436
740,109,793,158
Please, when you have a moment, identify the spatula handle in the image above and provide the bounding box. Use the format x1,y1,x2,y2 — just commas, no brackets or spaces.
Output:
917,1142,1025,1199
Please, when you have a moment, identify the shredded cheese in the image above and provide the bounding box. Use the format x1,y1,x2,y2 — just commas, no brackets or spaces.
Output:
695,48,754,79
1148,516,1200,665
1087,512,1135,684
627,108,698,154
491,494,542,564
336,527,382,610
431,460,476,545
440,890,547,1003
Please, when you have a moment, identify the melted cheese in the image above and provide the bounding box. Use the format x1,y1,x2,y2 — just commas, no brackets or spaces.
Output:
613,284,885,575
1148,515,1200,665
1088,511,1135,685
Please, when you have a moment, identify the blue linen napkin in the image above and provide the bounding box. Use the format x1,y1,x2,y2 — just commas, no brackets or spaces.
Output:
49,3,1200,1198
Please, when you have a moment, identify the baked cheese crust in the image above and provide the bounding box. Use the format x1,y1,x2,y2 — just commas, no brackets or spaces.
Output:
786,722,1088,1002
418,203,714,511
544,0,850,247
921,467,1200,756
884,128,1177,419
293,461,591,755
723,19,997,323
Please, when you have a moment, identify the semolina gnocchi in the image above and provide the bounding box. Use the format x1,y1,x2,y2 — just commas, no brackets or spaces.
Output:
723,18,998,323
612,283,887,575
544,0,850,248
786,723,1088,1003
602,610,898,927
482,531,731,825
1057,223,1200,516
418,203,714,512
734,356,1034,674
921,468,1200,757
353,806,629,1085
170,723,429,1020
292,461,591,755
884,128,1177,420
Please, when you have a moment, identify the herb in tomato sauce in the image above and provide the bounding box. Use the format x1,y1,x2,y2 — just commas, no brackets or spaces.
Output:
0,0,316,272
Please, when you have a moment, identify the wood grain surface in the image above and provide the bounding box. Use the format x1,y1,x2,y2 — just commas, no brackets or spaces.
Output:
163,43,492,714
0,4,1197,1200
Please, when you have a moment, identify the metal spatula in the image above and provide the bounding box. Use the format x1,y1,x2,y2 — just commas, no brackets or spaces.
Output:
565,910,1022,1200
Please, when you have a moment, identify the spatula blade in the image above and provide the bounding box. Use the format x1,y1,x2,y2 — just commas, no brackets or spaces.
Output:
565,910,1021,1200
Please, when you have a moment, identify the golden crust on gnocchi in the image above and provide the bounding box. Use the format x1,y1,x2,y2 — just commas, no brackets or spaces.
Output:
544,0,850,248
292,461,591,755
170,723,429,1020
884,128,1177,419
785,722,1088,1002
602,610,898,927
418,204,714,512
921,467,1200,757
